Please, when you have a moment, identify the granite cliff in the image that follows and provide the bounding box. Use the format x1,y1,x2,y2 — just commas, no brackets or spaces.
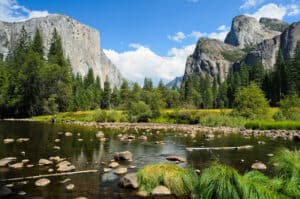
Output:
0,14,122,87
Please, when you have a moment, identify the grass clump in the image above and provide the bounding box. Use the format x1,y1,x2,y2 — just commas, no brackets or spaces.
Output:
271,148,300,198
198,164,286,199
136,163,197,196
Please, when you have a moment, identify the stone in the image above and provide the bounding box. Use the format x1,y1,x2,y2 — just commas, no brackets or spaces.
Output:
138,135,147,141
136,191,148,197
78,138,83,142
3,138,14,144
166,156,186,162
114,167,128,175
9,162,23,169
128,165,137,169
48,168,54,173
109,161,119,168
54,139,60,143
0,14,122,87
119,173,138,188
0,157,16,167
96,131,104,138
18,191,26,196
75,197,88,199
66,184,75,190
38,159,53,166
16,138,30,143
114,151,133,161
103,168,112,173
57,161,75,172
53,146,61,150
49,156,64,163
26,164,34,168
251,162,267,170
65,132,73,137
151,186,171,196
21,159,30,164
0,186,12,197
35,178,51,187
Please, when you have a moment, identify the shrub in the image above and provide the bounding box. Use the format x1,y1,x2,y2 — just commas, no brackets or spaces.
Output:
233,83,269,119
137,163,197,196
93,110,118,122
273,110,286,121
280,95,300,120
126,101,153,122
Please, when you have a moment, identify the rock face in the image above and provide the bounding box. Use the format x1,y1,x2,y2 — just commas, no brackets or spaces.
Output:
166,76,183,89
0,14,122,87
225,15,282,48
245,22,300,70
184,38,245,83
183,15,298,84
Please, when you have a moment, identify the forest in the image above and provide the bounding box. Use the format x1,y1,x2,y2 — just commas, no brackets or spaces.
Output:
0,27,299,125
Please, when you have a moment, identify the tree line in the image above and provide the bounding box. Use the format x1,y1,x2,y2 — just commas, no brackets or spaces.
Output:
0,26,299,118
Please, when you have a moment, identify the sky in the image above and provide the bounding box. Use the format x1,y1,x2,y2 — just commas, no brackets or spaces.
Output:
0,0,300,84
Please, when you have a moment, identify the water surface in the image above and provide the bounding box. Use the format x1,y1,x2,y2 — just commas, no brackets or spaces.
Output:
0,121,298,199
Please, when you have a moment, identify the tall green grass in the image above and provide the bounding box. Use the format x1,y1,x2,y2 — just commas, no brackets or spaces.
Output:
136,163,197,196
245,121,300,130
271,148,300,198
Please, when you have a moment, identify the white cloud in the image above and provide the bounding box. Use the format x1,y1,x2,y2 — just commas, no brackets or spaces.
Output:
104,44,195,84
188,31,207,39
240,0,264,10
208,31,229,41
167,32,186,42
287,4,300,16
0,0,49,22
249,3,287,20
217,25,228,31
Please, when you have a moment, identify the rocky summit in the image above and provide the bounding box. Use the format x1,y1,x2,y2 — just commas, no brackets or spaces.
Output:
183,15,299,84
0,14,122,87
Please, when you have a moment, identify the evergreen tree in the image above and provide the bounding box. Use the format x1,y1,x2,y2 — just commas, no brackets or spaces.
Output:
84,68,95,88
111,87,120,108
143,78,153,91
249,61,265,86
31,29,44,59
101,80,111,109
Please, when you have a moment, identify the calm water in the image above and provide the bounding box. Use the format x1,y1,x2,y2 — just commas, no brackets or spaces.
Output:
0,121,299,199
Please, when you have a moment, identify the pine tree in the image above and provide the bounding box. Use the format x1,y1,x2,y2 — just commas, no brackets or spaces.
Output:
111,87,120,108
249,61,265,87
31,29,44,59
84,68,95,88
273,50,288,102
143,78,153,91
101,80,111,109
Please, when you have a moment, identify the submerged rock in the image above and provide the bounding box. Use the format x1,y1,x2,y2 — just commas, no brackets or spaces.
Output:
251,162,267,170
136,190,149,197
38,159,53,166
120,173,138,188
16,138,30,143
65,132,73,137
103,168,112,173
35,178,51,187
151,185,171,196
166,156,186,162
9,162,23,169
96,131,104,138
0,157,17,167
114,167,128,175
0,186,12,197
109,162,119,168
66,184,75,190
56,161,75,172
114,151,133,161
3,138,14,144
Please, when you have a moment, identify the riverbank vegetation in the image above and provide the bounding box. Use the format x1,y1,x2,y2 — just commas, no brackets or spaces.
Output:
0,27,299,130
136,148,300,198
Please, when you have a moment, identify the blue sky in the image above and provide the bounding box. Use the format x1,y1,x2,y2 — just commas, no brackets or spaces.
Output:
0,0,300,84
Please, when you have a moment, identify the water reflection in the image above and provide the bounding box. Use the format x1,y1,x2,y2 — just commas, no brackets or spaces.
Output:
0,121,298,198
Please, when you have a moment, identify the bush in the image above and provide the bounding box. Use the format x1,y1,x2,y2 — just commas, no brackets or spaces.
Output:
93,110,118,122
273,110,286,121
126,101,153,122
166,110,200,124
137,163,197,196
233,83,269,119
280,95,300,120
